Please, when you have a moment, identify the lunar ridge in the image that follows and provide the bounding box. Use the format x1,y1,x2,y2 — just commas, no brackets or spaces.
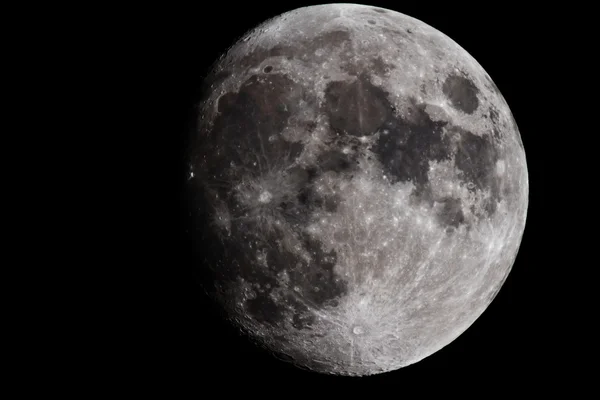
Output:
187,4,528,376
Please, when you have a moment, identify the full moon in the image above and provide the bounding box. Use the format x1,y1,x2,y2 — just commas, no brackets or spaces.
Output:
186,4,528,376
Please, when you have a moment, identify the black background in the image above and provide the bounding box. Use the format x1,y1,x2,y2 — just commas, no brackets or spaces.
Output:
124,0,568,392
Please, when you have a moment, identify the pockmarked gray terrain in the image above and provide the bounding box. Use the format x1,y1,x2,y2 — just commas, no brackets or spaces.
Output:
186,4,528,376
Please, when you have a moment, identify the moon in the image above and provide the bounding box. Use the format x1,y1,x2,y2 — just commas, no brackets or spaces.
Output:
186,4,528,376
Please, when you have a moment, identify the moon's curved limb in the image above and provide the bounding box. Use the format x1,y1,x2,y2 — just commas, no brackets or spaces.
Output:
186,4,528,376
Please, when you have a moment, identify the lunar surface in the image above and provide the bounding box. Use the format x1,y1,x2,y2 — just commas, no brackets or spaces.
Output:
186,4,528,376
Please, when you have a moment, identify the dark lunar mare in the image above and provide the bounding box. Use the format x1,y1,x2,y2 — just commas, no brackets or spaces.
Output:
442,73,480,114
324,74,390,137
188,69,351,334
374,97,451,190
452,127,501,215
321,73,501,226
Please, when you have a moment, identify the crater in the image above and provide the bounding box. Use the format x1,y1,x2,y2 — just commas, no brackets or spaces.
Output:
442,73,480,114
352,325,364,335
258,190,273,203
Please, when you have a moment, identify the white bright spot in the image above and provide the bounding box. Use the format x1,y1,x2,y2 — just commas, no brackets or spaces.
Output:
496,160,506,176
258,191,272,203
307,224,319,234
256,250,266,263
353,326,364,335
